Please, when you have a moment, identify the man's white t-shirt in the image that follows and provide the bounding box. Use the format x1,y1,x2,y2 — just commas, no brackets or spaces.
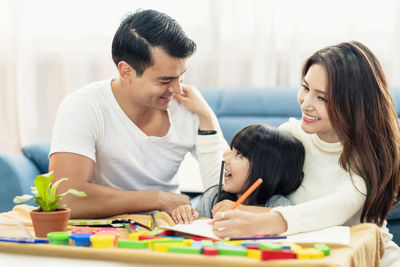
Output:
50,78,200,193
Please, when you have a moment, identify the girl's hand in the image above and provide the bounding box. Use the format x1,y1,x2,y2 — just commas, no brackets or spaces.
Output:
210,210,288,238
211,200,244,216
171,204,199,224
175,85,216,130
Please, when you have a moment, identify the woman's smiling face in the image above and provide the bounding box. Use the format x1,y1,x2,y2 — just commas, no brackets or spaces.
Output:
298,64,339,143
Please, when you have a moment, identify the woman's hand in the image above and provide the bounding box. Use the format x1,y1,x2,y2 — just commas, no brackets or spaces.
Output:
171,204,199,224
211,199,237,216
175,85,216,130
210,209,288,238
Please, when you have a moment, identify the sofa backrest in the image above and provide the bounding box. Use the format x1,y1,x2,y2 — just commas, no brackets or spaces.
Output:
200,87,301,143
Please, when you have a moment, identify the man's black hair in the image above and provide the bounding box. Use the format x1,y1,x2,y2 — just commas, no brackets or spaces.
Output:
112,9,197,76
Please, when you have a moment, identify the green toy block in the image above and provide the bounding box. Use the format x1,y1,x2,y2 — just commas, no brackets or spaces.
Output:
259,242,283,250
146,229,166,236
117,240,149,249
168,246,202,254
201,240,214,247
313,243,330,256
218,247,247,257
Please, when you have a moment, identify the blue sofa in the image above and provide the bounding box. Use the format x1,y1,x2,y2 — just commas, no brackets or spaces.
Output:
0,87,399,245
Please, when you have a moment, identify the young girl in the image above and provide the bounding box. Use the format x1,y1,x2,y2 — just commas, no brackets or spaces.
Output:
171,123,305,224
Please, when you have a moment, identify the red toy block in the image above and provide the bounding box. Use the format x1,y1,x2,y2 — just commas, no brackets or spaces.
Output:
138,235,160,240
192,236,219,242
203,246,218,256
162,230,175,236
261,249,297,260
245,245,259,250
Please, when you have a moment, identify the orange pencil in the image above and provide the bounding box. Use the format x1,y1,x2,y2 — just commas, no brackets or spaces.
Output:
229,178,263,210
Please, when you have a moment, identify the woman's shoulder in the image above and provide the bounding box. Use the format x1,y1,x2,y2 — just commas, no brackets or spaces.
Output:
279,118,309,142
279,118,301,132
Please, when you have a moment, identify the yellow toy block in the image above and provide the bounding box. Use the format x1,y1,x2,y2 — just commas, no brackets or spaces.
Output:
128,230,150,241
247,249,261,260
282,242,302,252
151,239,184,249
147,238,171,248
296,248,325,259
226,240,242,246
153,242,188,253
182,239,193,246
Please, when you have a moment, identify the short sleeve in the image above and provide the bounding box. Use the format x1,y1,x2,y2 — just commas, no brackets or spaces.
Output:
50,93,103,162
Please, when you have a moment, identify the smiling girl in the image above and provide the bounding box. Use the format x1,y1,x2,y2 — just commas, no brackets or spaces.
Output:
171,124,305,224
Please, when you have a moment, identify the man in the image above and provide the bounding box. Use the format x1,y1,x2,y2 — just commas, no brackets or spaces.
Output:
49,9,221,218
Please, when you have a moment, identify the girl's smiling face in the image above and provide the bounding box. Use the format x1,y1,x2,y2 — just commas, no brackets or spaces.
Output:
222,147,250,197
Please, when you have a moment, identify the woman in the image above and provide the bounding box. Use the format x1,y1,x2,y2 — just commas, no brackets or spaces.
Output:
176,41,400,266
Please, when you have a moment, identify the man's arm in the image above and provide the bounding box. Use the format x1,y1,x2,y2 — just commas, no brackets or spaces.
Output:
49,152,190,218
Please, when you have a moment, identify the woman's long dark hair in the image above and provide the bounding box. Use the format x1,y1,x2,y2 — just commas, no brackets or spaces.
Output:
301,41,400,225
211,124,305,212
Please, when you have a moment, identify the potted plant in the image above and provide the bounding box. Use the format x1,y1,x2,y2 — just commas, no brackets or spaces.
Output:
13,171,87,238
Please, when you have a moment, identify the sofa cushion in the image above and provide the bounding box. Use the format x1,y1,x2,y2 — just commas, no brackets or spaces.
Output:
218,87,301,116
0,153,39,212
21,139,51,174
388,203,400,220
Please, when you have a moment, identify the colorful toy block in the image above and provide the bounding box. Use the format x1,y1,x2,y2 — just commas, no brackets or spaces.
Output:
128,230,150,241
146,229,168,236
203,246,218,256
218,246,247,257
247,249,261,260
151,238,182,249
261,249,297,260
168,246,202,254
153,242,187,252
259,242,283,250
90,234,115,248
117,240,149,249
296,248,325,259
314,243,331,256
139,235,160,241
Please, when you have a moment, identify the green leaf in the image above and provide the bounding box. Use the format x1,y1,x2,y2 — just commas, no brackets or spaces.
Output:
15,171,86,212
30,187,38,195
33,172,54,208
49,178,69,199
59,189,87,198
13,194,33,203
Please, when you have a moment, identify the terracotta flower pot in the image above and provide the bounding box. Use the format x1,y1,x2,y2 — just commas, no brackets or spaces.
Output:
30,208,71,238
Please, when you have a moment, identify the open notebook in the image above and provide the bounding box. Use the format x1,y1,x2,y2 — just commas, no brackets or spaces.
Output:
161,219,350,245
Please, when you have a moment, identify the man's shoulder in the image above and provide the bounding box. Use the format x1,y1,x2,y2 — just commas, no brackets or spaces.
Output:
169,98,199,126
61,78,112,108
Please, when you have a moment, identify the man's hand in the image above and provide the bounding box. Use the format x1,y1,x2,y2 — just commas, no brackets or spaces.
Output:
171,204,199,224
175,85,216,130
158,191,191,215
